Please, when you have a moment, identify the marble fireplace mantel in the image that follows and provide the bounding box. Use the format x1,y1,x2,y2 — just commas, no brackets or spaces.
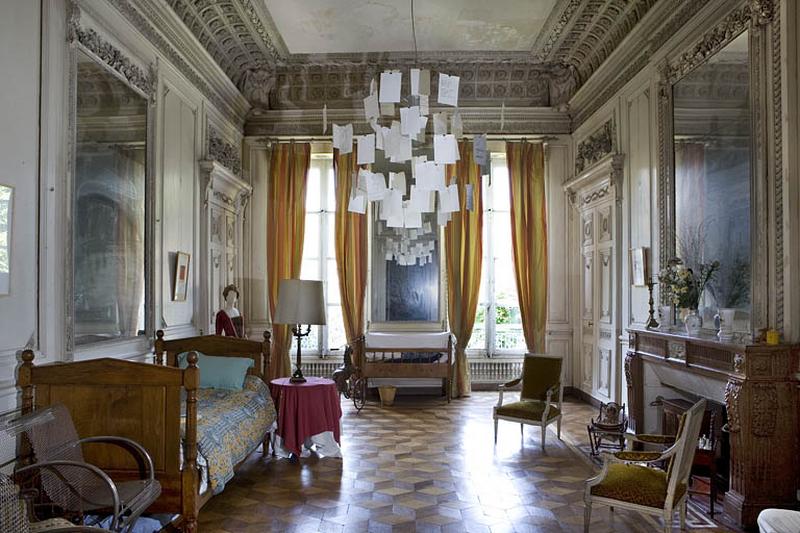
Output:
626,327,799,528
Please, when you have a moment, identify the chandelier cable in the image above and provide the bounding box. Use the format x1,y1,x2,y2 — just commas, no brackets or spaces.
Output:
410,0,418,66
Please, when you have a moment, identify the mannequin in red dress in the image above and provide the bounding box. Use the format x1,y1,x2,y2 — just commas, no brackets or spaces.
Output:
215,284,244,337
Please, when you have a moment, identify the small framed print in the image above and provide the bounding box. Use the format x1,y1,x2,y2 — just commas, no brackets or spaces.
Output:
173,252,190,301
630,247,648,287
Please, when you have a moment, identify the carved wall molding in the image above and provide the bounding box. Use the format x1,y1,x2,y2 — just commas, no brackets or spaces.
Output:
575,118,616,174
207,127,242,177
68,2,156,100
663,3,762,84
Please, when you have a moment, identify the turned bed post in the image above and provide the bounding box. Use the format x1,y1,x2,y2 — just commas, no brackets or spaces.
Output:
182,351,199,533
19,350,35,414
154,329,165,365
261,330,271,379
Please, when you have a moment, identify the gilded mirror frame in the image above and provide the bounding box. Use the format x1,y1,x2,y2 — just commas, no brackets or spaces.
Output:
657,0,779,341
64,3,157,352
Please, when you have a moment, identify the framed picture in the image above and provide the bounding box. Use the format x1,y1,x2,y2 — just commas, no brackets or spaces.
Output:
173,252,190,301
630,247,648,287
0,184,12,296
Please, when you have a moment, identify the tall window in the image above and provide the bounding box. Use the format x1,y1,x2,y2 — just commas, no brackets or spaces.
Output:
468,153,526,355
294,153,347,355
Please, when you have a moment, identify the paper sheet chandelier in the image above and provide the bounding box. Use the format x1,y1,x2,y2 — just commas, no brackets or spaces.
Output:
331,68,489,266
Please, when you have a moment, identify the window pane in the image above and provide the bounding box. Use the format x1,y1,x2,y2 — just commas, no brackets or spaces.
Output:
326,213,336,259
326,259,340,304
291,326,318,353
303,213,320,260
492,213,513,260
495,308,526,351
326,304,347,351
490,160,510,212
300,259,320,281
306,165,322,211
468,306,486,350
325,163,336,212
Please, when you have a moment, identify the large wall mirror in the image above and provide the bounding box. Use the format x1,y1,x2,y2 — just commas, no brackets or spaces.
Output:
671,29,752,333
369,148,445,330
72,49,150,346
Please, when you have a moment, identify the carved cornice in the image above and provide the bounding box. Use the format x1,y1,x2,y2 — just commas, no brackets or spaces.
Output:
575,118,616,175
664,4,753,84
563,153,625,208
68,2,156,100
571,0,713,128
244,107,571,137
107,0,249,126
207,127,243,177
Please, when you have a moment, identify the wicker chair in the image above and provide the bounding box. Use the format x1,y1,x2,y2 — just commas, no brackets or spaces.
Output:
493,354,563,449
584,399,707,533
12,404,161,532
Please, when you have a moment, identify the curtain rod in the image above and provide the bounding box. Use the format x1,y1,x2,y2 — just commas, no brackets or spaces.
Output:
263,134,558,143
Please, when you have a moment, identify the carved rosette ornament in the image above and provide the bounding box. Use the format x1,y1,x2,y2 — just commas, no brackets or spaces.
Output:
725,380,742,433
575,119,616,174
207,127,243,177
67,2,156,100
624,352,636,388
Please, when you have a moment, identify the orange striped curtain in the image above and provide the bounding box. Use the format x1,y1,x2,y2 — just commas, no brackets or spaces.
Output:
333,150,367,352
444,141,483,398
267,142,311,379
506,142,548,353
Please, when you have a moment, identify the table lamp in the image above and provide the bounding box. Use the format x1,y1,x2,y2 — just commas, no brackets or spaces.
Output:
273,279,326,383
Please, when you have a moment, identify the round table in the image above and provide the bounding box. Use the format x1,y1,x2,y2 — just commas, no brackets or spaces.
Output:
269,377,342,458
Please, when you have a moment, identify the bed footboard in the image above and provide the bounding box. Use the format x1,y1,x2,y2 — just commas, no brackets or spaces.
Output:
18,350,201,532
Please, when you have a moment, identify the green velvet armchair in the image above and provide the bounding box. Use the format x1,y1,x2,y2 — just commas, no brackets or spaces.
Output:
493,354,563,449
583,399,707,533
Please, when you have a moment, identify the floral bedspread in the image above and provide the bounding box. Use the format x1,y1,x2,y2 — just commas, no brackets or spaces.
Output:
185,376,276,494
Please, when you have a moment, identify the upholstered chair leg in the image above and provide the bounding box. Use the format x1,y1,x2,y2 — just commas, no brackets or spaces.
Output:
680,501,687,530
520,423,524,436
494,419,498,443
583,501,591,533
557,418,562,440
663,512,673,533
541,426,546,449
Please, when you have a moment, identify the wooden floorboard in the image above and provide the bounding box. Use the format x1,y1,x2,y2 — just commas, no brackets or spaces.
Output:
196,392,736,532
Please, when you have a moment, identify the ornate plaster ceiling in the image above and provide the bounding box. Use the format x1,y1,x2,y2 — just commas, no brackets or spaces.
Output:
163,0,662,111
263,0,558,54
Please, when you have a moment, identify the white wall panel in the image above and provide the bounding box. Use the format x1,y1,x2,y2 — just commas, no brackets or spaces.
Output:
0,0,40,360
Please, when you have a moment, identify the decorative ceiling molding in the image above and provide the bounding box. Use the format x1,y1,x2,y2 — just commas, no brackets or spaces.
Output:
574,118,616,175
246,62,576,112
245,107,571,137
534,0,660,85
107,0,250,126
161,0,661,113
207,126,243,177
570,0,714,127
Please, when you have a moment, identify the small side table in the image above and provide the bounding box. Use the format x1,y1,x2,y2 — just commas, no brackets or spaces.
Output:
269,377,343,459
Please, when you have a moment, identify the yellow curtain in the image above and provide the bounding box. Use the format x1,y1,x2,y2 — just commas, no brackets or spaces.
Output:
506,142,548,353
267,142,310,379
444,141,483,398
333,150,367,359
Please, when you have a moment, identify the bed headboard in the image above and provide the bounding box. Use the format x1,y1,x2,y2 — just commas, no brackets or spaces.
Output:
154,330,271,381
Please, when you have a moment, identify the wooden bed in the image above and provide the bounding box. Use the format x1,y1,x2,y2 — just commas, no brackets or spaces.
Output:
350,332,454,406
17,330,271,533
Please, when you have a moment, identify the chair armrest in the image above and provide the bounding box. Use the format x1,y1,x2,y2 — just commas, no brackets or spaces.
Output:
77,436,156,482
16,460,122,530
626,433,676,446
498,378,521,390
611,451,665,462
545,383,560,402
497,378,522,408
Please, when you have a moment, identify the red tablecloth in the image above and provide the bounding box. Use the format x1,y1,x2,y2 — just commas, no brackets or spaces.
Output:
269,377,342,456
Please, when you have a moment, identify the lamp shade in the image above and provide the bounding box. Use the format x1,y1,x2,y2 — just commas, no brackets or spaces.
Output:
273,279,327,325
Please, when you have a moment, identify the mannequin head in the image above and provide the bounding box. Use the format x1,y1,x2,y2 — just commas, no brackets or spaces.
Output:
222,284,239,308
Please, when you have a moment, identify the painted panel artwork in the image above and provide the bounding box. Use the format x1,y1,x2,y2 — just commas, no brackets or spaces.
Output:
173,252,190,301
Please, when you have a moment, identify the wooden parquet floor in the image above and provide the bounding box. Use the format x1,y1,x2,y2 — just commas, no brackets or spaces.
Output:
197,392,735,532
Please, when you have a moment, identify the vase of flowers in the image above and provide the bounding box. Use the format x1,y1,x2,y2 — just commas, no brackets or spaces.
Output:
658,258,720,336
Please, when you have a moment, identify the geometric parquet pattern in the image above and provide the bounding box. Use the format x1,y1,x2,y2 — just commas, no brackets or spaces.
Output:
197,392,735,532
